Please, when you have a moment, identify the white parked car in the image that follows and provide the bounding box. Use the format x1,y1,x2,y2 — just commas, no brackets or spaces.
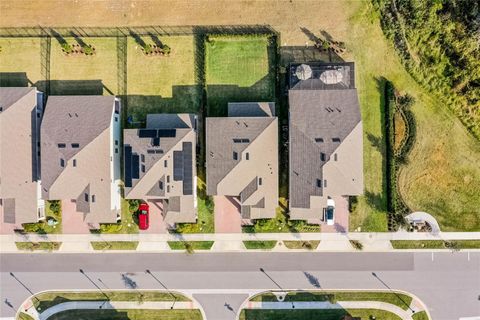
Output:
325,198,335,225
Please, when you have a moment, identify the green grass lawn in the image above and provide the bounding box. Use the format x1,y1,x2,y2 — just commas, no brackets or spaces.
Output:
17,313,34,320
205,35,275,117
412,311,430,320
391,240,480,249
0,38,43,87
91,241,139,250
283,240,320,250
251,291,412,311
167,241,214,251
22,200,62,234
49,37,118,95
15,242,61,251
346,3,480,231
48,309,202,320
126,35,201,123
91,198,139,234
239,309,402,320
243,240,277,250
33,291,190,312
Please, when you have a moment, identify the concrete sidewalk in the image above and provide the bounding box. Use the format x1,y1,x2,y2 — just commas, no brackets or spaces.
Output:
2,231,479,253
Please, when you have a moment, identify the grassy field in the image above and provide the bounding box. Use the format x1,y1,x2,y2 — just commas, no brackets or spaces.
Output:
243,240,277,250
0,38,43,87
251,291,412,311
49,37,118,95
49,309,202,320
283,240,320,250
239,309,402,320
33,291,190,312
126,35,201,122
205,35,275,117
91,241,139,250
346,4,480,231
15,242,61,251
167,241,214,250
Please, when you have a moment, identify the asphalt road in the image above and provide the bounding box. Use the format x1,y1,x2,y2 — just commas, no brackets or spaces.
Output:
0,252,479,320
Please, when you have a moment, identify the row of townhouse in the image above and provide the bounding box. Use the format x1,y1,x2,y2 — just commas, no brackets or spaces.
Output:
0,61,363,228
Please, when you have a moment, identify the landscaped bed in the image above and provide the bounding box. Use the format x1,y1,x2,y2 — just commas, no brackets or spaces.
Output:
205,35,275,117
283,240,320,250
21,200,62,234
243,207,320,233
90,241,139,250
91,199,139,234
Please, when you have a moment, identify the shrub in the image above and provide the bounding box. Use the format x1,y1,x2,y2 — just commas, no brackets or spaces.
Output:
162,44,171,55
61,43,72,54
143,44,153,55
49,200,61,214
83,45,94,55
128,199,139,213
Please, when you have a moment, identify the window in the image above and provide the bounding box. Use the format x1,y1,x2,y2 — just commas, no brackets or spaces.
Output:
71,143,79,148
167,185,170,193
73,159,77,167
315,138,324,143
167,175,170,183
141,154,145,162
115,148,118,154
320,153,326,161
60,159,65,167
164,160,168,167
332,137,341,143
246,152,250,160
159,181,164,190
141,164,145,173
91,195,95,203
233,151,238,160
115,116,118,122
324,180,327,188
334,154,338,161
58,143,66,148
84,193,89,202
258,177,263,185
316,179,322,188
115,140,118,146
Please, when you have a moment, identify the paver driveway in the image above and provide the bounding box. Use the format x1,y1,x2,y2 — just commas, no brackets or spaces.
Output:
214,196,242,233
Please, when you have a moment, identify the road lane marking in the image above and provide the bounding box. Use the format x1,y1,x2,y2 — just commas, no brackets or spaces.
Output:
431,252,434,261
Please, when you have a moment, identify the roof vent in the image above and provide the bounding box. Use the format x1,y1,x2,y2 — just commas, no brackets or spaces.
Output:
295,64,312,80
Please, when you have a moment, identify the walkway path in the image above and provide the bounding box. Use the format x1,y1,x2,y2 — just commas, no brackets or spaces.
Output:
246,300,417,320
406,212,441,234
2,231,479,253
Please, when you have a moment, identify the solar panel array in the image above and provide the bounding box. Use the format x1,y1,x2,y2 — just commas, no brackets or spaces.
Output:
124,145,133,187
182,142,193,195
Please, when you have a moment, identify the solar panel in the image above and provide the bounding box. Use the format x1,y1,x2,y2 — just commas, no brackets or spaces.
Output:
182,142,193,195
138,129,157,138
124,146,133,187
173,150,184,181
132,154,140,179
158,129,176,138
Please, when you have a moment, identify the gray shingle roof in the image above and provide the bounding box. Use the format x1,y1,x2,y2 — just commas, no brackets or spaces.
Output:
288,62,363,218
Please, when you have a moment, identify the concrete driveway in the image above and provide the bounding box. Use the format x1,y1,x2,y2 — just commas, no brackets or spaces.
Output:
214,196,242,233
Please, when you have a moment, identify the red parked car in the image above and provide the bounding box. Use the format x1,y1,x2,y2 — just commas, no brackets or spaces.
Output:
138,203,149,230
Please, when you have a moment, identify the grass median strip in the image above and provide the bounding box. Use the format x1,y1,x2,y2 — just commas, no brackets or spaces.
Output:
391,240,480,249
240,309,402,320
91,241,139,250
33,291,190,312
49,309,203,320
412,311,430,320
167,241,214,251
251,291,413,311
15,242,61,251
243,240,277,250
283,241,320,250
